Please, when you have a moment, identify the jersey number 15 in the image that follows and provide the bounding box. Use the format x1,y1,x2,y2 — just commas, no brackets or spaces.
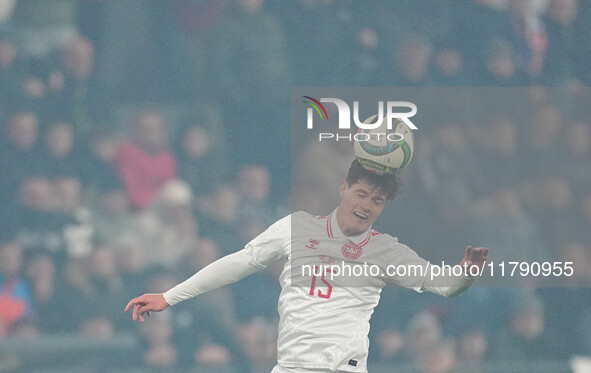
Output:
309,265,333,299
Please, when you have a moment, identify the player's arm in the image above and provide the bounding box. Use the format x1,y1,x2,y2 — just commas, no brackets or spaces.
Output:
125,214,292,322
124,249,263,322
421,246,489,297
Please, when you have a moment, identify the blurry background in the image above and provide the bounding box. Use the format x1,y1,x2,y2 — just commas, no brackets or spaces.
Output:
0,0,590,372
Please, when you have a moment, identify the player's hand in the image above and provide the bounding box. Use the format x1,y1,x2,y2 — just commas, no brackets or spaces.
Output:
460,246,489,272
124,293,169,322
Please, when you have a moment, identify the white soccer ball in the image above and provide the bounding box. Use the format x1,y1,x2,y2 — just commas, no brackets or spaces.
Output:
353,115,415,174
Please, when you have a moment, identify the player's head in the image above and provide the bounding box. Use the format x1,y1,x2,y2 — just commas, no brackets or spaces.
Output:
337,160,401,236
345,159,401,200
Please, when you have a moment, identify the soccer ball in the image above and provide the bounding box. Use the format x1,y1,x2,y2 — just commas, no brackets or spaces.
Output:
353,115,415,174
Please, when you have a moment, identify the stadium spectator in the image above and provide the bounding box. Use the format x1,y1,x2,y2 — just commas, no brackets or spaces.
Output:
40,120,81,178
177,99,228,190
558,242,591,286
574,0,591,84
417,122,485,225
215,0,290,100
137,268,249,372
7,176,91,261
133,180,199,268
82,130,131,244
519,176,574,252
403,121,487,257
0,241,33,337
470,112,520,189
453,0,520,75
373,328,406,365
11,0,78,59
60,36,94,91
212,0,291,170
178,238,237,328
114,235,150,303
470,187,551,271
491,292,556,361
348,26,381,86
432,42,470,86
456,327,488,373
55,36,104,138
167,0,229,93
0,0,15,27
415,341,457,373
67,244,128,337
507,0,547,80
278,0,353,86
0,34,19,107
176,124,216,197
76,0,109,55
173,285,250,371
82,128,121,190
195,185,241,255
25,252,75,333
562,120,591,190
116,109,178,210
293,127,352,215
540,0,580,85
579,192,591,244
390,33,433,86
91,186,133,245
236,164,278,239
236,317,277,372
138,311,179,370
8,178,68,255
231,260,282,322
53,177,94,258
17,57,59,116
548,242,591,359
132,270,178,370
405,311,447,366
0,110,42,192
479,39,529,85
0,111,42,235
538,275,591,359
521,102,565,175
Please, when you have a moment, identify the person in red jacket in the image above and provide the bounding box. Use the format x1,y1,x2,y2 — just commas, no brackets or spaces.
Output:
116,109,178,210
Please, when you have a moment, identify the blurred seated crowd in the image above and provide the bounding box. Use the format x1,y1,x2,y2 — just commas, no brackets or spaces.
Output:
1,0,591,372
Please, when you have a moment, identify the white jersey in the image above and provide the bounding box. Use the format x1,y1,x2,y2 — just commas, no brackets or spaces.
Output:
244,209,432,373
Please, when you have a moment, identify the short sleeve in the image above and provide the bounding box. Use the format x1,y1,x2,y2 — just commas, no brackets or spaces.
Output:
244,214,291,268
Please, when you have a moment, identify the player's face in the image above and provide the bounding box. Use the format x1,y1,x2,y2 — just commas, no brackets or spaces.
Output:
337,179,386,236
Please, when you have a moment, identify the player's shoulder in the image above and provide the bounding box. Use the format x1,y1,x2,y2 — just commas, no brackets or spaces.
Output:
368,228,398,244
290,211,330,224
268,211,315,230
368,230,416,252
291,210,327,218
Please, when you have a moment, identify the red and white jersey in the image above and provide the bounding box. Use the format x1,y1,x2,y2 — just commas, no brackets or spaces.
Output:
244,209,432,373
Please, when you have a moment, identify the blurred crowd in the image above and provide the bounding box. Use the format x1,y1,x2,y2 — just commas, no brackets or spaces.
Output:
1,0,591,372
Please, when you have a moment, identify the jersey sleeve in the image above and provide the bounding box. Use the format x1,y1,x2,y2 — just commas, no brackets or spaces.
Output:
383,240,431,292
244,213,292,269
383,238,475,297
163,214,293,306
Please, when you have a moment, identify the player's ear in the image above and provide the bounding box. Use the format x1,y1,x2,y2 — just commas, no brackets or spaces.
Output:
339,181,347,198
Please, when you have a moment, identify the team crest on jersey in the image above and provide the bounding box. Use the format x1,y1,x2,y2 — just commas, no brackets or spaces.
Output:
342,242,362,260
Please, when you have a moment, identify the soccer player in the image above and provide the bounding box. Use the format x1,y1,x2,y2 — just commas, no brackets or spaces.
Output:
125,159,489,373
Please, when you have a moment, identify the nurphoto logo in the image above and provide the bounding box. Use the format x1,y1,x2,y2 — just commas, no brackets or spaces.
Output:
303,96,418,142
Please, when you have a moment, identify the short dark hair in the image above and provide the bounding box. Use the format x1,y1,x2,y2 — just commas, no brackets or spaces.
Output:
345,159,402,200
